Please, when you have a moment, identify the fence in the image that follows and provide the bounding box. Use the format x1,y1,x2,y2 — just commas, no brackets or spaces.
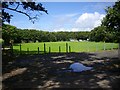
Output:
11,42,118,55
11,43,72,55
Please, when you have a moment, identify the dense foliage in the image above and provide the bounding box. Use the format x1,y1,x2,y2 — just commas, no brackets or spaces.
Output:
2,23,119,45
2,24,90,45
89,26,116,42
102,1,120,43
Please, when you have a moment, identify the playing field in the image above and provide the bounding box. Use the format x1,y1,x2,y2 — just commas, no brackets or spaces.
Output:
13,41,118,54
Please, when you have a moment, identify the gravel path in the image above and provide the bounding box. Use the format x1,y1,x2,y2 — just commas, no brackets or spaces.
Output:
2,50,120,89
90,50,118,59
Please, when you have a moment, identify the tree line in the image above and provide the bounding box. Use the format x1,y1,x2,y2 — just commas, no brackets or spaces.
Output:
2,24,90,45
2,23,118,46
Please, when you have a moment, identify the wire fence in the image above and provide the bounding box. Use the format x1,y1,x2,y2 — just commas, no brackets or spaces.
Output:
9,42,119,55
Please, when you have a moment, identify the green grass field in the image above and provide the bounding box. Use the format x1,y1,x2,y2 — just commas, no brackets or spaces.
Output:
13,41,118,54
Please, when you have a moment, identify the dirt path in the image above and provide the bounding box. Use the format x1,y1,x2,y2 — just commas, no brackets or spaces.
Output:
2,50,120,89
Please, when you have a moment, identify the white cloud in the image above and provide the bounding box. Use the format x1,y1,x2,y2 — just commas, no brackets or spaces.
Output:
75,12,105,30
52,12,105,32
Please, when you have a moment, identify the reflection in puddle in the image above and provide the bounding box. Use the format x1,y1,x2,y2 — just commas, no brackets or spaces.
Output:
69,62,93,72
57,62,93,73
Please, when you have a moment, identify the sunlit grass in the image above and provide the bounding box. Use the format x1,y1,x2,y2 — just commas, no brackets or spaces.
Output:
13,41,118,54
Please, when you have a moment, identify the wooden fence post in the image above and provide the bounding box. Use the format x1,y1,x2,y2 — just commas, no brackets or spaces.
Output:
69,46,71,52
10,45,13,55
38,47,39,54
49,47,51,53
59,46,61,53
20,44,21,54
66,43,68,53
2,45,4,51
44,43,46,54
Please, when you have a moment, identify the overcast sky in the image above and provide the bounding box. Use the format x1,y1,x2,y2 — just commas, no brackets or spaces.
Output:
6,2,115,32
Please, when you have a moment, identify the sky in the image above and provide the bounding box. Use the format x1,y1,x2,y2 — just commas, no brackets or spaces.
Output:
6,2,115,32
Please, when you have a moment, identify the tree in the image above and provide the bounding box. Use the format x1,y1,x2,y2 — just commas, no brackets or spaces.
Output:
2,24,18,45
1,1,48,23
89,26,109,42
102,1,120,59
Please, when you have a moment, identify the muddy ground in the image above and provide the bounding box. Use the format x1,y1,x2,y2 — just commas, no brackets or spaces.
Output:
2,50,120,89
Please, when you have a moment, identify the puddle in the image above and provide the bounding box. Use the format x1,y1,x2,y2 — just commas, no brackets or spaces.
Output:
57,62,93,73
69,62,93,72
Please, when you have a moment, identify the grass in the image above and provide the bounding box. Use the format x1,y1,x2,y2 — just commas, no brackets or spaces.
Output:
0,39,2,43
13,41,118,54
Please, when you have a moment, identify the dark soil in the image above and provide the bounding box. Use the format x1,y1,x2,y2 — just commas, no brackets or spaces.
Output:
2,50,120,89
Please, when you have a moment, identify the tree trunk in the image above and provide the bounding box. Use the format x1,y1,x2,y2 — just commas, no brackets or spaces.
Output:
118,43,120,60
